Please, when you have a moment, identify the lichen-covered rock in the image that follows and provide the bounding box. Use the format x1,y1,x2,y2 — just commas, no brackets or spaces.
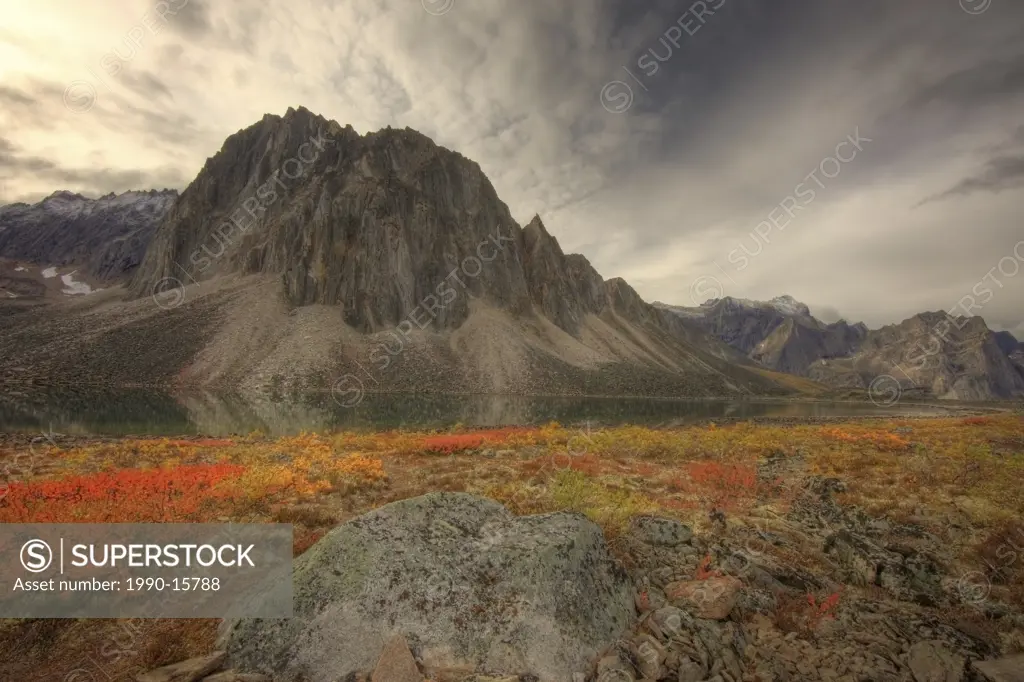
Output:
973,653,1024,681
223,493,635,682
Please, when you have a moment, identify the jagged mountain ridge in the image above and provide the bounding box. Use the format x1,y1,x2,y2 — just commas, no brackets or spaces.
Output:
0,107,791,397
0,189,178,280
807,312,1024,400
129,108,531,332
129,107,737,347
654,296,868,374
126,106,767,369
658,296,1024,399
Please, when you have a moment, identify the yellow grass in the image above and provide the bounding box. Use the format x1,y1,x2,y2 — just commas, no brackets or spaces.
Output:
2,414,1022,679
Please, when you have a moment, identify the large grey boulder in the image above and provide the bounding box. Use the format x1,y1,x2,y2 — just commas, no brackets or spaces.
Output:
223,493,635,681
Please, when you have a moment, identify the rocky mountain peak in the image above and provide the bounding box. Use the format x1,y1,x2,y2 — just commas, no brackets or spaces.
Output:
993,330,1021,355
112,107,782,396
659,293,868,375
903,311,989,339
768,294,811,317
130,108,638,335
43,190,88,203
523,215,561,255
131,107,528,331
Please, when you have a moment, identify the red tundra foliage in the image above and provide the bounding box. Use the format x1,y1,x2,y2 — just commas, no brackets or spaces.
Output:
0,464,245,523
420,428,525,454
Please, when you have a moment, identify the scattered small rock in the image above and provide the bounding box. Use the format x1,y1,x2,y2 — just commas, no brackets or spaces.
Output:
664,577,742,620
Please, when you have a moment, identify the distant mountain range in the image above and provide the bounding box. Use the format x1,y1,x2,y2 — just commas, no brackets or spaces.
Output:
0,106,1020,400
656,296,1024,400
0,189,177,280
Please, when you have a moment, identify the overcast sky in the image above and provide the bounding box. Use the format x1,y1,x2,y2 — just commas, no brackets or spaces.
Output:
1,0,1023,334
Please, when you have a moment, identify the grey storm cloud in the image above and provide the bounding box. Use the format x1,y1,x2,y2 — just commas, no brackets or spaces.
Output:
0,0,1023,332
922,154,1024,204
905,55,1024,109
164,0,214,39
0,136,189,198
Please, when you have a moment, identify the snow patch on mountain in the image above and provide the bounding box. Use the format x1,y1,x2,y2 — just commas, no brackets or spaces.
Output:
766,295,812,317
35,190,175,220
61,270,100,295
668,294,813,318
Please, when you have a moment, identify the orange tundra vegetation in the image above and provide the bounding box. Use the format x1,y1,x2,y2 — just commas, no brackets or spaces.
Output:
0,416,1022,680
1,417,1021,547
0,433,388,526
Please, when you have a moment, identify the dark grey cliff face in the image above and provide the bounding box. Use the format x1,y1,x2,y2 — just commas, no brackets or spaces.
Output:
130,107,538,332
993,330,1020,356
751,318,869,376
521,217,606,334
0,189,177,280
112,106,801,397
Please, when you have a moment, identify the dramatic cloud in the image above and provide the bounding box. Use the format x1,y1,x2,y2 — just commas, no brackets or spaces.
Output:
1,0,1022,332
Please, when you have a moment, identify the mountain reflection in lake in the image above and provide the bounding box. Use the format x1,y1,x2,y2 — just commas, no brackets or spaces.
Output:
0,389,955,437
